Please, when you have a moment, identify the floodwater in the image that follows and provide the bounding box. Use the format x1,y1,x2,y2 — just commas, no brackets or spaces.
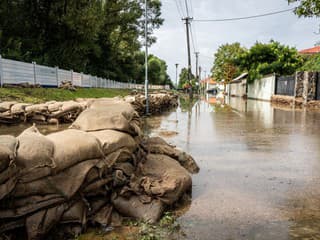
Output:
2,96,320,240
147,95,320,240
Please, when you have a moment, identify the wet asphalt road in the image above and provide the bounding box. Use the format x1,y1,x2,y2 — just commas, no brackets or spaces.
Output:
148,96,320,240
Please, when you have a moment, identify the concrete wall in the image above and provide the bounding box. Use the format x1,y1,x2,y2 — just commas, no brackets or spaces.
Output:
229,79,246,97
247,74,276,101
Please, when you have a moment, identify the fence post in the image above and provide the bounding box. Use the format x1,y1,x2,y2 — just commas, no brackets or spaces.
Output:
32,61,37,85
0,55,3,87
55,67,59,87
70,70,73,84
80,72,83,87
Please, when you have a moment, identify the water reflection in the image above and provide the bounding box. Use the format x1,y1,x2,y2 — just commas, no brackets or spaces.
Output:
147,94,320,240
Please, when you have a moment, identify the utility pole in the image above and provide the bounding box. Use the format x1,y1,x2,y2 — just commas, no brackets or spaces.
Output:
199,66,202,93
144,0,149,114
182,16,193,98
195,52,199,81
175,63,179,88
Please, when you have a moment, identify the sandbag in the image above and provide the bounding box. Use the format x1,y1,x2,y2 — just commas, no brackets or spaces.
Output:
61,101,81,112
26,204,67,240
16,126,55,170
89,130,137,155
139,154,192,205
25,104,48,114
11,103,30,114
70,101,141,136
47,129,104,171
0,135,18,173
60,200,87,225
145,137,199,174
112,195,165,223
47,102,62,112
0,102,17,113
13,159,100,198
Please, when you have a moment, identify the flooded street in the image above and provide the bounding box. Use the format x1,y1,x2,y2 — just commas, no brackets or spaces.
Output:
148,96,320,240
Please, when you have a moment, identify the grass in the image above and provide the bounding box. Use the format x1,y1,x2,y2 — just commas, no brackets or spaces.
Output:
0,87,132,103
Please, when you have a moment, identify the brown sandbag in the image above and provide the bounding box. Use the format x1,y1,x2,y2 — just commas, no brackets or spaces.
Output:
0,135,18,173
89,130,137,155
13,159,100,198
60,200,87,225
26,204,67,240
47,129,104,172
145,137,199,174
0,177,17,200
112,194,165,223
16,126,55,170
139,154,192,205
70,101,141,136
91,204,113,226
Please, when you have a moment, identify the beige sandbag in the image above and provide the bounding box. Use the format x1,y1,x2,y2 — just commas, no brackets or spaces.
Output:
0,135,18,173
0,102,17,113
47,129,104,171
139,154,192,205
61,101,81,112
47,102,62,112
89,130,137,155
16,126,55,170
145,137,199,174
13,159,100,198
25,104,48,113
11,103,30,114
70,101,141,136
112,195,165,223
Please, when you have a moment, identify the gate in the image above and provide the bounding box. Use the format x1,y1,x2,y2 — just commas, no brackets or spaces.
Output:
317,78,320,100
275,75,295,96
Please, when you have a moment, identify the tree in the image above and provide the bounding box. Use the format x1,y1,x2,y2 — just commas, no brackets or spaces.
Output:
300,54,320,71
211,43,246,83
178,68,195,89
237,40,303,82
0,0,164,82
288,0,320,17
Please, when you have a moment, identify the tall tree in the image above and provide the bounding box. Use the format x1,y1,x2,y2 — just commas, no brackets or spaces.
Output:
211,43,246,83
288,0,320,17
237,40,303,82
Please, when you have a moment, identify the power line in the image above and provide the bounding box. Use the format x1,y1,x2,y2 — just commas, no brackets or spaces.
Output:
174,0,184,18
193,8,295,22
188,0,194,17
184,0,190,17
178,0,186,18
190,24,197,52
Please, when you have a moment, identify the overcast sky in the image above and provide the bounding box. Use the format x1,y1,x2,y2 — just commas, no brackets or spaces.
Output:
149,0,319,83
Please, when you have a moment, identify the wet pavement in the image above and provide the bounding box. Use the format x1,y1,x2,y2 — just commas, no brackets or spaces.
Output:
147,95,320,240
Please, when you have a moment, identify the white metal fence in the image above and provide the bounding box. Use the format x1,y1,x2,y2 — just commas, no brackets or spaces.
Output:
0,56,170,90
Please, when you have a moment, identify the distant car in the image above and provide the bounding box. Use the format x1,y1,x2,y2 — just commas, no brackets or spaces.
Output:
206,88,218,95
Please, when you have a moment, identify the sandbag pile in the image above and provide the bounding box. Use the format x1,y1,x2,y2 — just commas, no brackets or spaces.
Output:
0,93,179,125
125,92,179,115
59,81,76,91
0,100,86,124
0,99,198,240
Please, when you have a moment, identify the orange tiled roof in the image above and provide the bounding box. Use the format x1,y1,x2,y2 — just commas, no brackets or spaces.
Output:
299,46,320,54
200,77,217,85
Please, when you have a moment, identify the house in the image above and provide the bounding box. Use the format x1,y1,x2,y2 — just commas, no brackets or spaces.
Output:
299,46,320,55
228,73,248,97
200,77,223,93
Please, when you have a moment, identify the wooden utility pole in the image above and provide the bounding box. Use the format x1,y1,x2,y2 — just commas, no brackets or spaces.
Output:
175,63,179,88
144,0,149,114
195,52,199,80
182,17,193,98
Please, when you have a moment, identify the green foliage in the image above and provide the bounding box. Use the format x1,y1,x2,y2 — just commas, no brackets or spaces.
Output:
211,43,246,82
300,54,320,71
0,0,168,83
178,68,195,88
288,0,320,17
236,40,303,82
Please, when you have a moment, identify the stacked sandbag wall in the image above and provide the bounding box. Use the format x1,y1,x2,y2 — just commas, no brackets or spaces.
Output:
0,99,198,240
0,92,179,124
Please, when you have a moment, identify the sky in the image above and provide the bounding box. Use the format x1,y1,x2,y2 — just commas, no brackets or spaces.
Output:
149,0,320,84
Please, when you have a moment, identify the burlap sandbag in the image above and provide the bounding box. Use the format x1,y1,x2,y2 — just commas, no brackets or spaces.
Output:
11,103,30,114
89,130,137,155
25,104,48,114
0,102,17,113
26,204,67,240
0,135,18,173
70,101,141,136
145,137,199,174
13,159,100,198
112,194,165,223
139,154,192,205
60,200,87,225
16,126,55,170
47,129,104,172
